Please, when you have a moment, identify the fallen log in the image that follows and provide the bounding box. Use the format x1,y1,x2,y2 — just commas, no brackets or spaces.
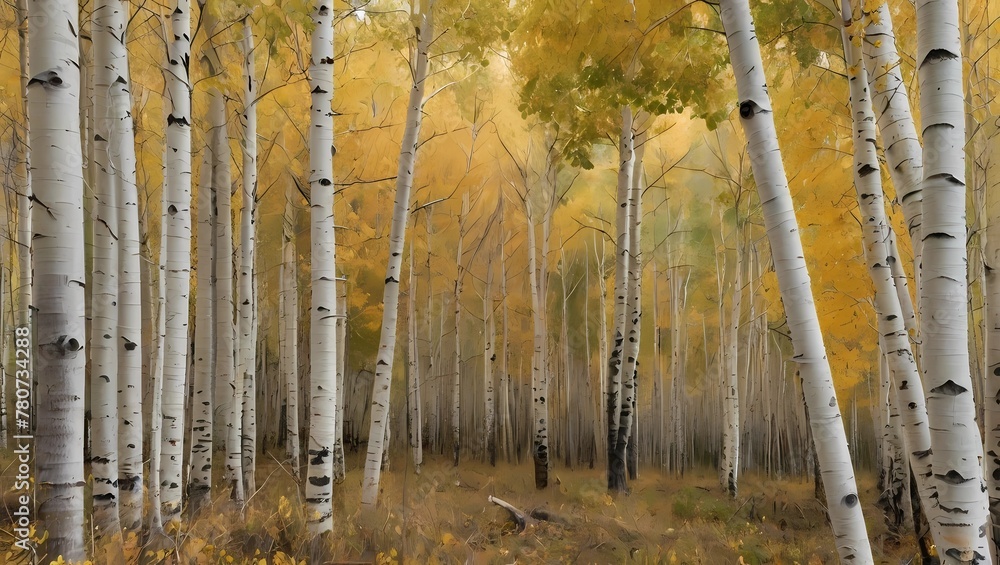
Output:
488,495,538,532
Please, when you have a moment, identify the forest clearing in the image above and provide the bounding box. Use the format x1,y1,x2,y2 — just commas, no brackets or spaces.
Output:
0,0,998,562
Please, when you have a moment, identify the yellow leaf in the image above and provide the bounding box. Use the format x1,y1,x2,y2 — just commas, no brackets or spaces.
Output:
441,532,456,545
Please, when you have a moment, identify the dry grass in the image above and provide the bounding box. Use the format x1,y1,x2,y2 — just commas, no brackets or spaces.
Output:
0,449,922,564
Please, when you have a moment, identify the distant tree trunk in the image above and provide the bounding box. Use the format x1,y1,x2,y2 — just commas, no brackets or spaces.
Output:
159,0,193,524
914,0,990,556
484,243,497,467
499,218,514,463
333,277,347,483
722,235,742,498
607,105,633,493
28,0,87,557
720,0,873,559
407,212,423,474
595,231,608,466
148,200,168,533
452,194,469,467
187,139,217,515
305,0,338,533
239,18,259,498
281,186,300,478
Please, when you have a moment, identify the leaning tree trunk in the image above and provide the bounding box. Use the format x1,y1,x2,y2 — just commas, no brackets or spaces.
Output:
188,145,217,515
28,0,87,558
359,0,433,509
111,0,143,530
304,0,338,534
159,0,193,524
91,0,123,535
239,17,259,498
915,0,991,559
719,0,874,560
862,2,923,276
281,185,300,478
840,0,937,541
607,105,634,493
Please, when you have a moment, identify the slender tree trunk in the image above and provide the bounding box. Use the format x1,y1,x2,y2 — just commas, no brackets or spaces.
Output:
607,105,633,493
281,185,300,478
359,0,433,509
621,115,646,481
113,0,143,529
407,213,423,473
159,0,193,524
239,18,259,497
28,0,86,556
862,2,923,273
500,222,513,463
91,0,124,535
840,3,936,541
723,236,742,497
305,0,338,533
148,198,168,533
915,0,991,558
595,231,608,465
333,277,346,483
526,199,549,489
484,244,496,466
452,194,468,467
720,0,873,559
188,146,216,515
15,0,30,336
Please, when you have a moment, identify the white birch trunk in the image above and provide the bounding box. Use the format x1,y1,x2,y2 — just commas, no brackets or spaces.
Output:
305,0,338,532
916,0,990,559
526,199,549,488
91,0,123,534
607,106,633,492
620,116,646,480
359,1,433,509
28,0,86,556
239,18,259,497
112,0,143,529
281,185,300,478
723,238,741,497
720,0,873,559
595,231,608,462
500,224,514,463
841,4,936,537
188,146,216,513
862,2,924,270
148,200,168,533
159,0,193,524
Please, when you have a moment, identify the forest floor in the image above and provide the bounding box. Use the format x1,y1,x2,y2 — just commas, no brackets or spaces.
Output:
0,449,921,564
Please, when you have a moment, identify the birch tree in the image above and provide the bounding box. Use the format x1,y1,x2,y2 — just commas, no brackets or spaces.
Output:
915,0,991,558
159,0,194,523
407,212,423,473
304,0,338,534
840,0,936,535
188,144,216,514
113,3,143,532
360,0,434,509
15,0,30,354
91,0,124,534
281,184,300,477
607,106,633,493
239,16,259,497
28,0,86,557
719,0,873,559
